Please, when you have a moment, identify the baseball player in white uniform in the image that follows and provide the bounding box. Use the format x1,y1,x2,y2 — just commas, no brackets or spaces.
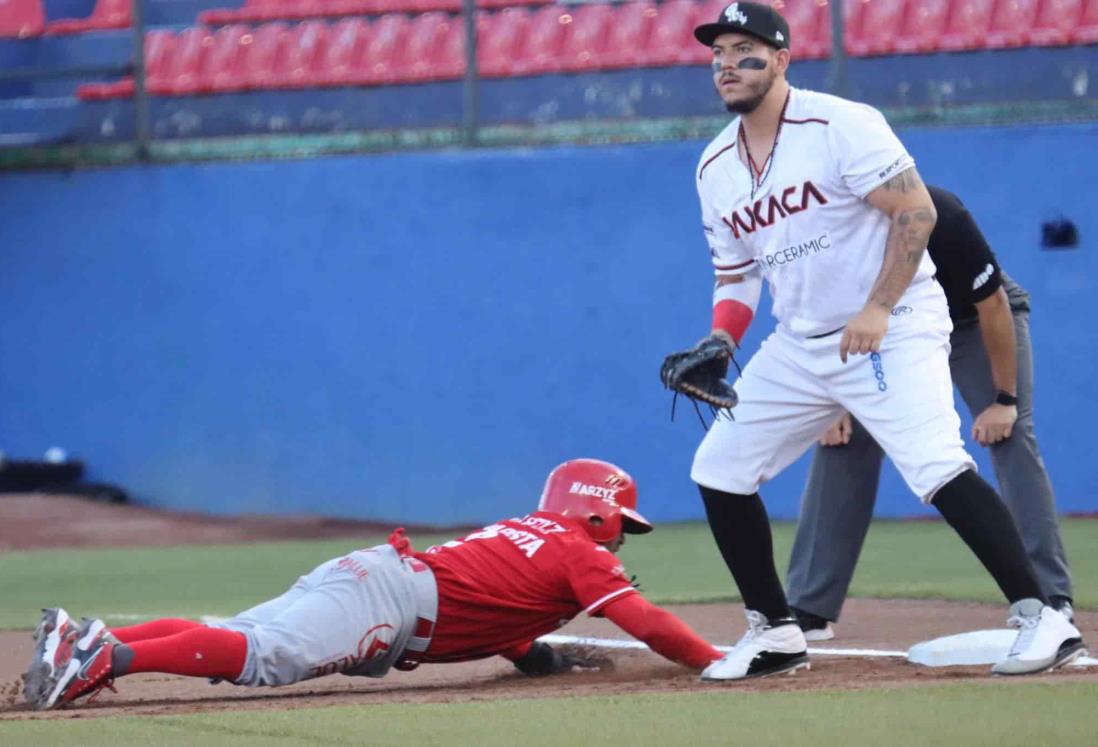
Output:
677,2,1085,681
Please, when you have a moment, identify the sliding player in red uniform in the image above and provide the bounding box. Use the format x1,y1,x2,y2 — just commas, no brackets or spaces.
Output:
26,459,722,709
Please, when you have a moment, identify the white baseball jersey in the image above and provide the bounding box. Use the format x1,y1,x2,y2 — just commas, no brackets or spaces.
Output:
696,87,938,338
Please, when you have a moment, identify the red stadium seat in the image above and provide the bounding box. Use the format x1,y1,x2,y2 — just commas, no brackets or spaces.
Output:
47,0,130,34
558,3,615,71
267,20,329,88
509,5,571,75
599,2,658,69
477,8,531,77
240,22,290,89
893,0,950,52
432,15,466,79
778,0,829,59
174,28,230,95
478,0,544,8
390,12,452,82
985,0,1040,47
640,0,700,66
1074,0,1098,42
356,13,411,85
1028,0,1083,44
410,0,461,12
143,29,177,88
154,27,211,95
0,0,44,38
76,78,133,99
314,17,368,86
200,24,251,93
847,0,907,56
938,0,996,50
358,0,412,13
828,0,862,55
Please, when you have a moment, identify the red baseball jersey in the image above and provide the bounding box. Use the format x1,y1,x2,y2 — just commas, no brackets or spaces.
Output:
413,511,637,663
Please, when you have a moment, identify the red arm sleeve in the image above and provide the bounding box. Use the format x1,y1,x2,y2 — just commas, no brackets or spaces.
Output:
601,594,722,670
498,641,534,661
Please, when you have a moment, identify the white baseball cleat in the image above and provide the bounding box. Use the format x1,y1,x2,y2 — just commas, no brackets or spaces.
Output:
701,609,810,681
803,624,835,642
991,598,1086,676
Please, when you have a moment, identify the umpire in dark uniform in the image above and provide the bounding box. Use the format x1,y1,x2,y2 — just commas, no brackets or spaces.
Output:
785,185,1074,640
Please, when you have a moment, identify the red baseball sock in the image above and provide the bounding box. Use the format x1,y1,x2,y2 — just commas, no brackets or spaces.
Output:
116,627,247,680
112,618,205,643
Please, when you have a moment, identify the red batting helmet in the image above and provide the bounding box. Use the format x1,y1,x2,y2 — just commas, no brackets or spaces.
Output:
537,459,653,544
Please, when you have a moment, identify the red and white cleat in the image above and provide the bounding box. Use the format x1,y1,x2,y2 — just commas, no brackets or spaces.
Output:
24,607,80,708
25,613,117,709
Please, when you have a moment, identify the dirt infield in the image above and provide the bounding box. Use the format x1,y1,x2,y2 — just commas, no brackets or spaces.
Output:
1,494,1095,720
0,493,457,551
3,600,1097,721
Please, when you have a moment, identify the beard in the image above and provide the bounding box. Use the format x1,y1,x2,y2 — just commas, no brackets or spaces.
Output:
724,73,776,114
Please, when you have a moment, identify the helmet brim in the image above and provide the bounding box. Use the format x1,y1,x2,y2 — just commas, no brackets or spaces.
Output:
621,507,653,534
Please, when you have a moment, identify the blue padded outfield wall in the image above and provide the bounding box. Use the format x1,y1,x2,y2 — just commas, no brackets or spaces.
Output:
1,122,1096,524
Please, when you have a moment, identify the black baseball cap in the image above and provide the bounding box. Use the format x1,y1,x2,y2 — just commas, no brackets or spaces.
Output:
694,2,791,50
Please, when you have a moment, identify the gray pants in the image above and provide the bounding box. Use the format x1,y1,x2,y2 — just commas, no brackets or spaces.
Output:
786,308,1072,622
213,544,438,686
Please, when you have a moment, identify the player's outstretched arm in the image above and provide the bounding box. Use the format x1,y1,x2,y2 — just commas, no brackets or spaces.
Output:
601,594,721,670
840,167,937,362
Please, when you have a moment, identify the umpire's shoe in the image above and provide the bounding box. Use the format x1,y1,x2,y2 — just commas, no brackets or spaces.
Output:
992,598,1086,676
701,610,810,681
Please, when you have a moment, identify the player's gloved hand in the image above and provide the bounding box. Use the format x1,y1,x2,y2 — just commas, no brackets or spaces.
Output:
972,403,1017,445
819,411,853,446
839,305,890,363
659,334,738,410
512,642,610,677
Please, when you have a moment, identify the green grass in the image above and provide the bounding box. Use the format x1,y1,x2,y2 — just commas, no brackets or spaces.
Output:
1,519,1095,629
3,682,1097,746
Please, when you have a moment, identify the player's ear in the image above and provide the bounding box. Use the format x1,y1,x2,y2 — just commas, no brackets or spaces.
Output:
774,48,790,76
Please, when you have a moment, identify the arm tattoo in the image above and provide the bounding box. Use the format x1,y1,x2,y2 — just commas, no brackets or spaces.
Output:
881,169,919,193
867,194,936,309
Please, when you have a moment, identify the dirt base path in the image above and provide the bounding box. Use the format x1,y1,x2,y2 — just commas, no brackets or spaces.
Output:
3,599,1095,721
